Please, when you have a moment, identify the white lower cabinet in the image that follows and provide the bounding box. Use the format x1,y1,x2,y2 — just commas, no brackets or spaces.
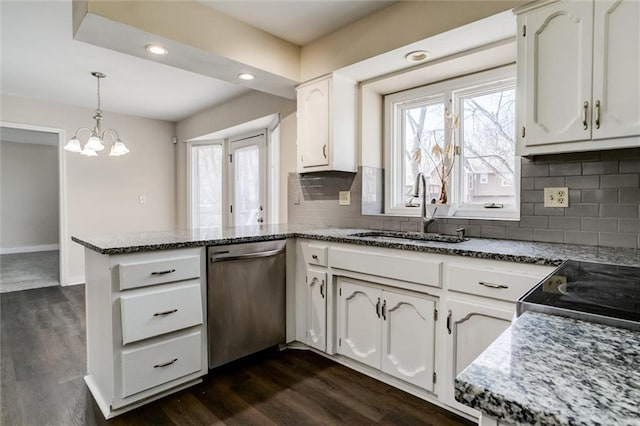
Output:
84,247,208,419
306,268,327,351
444,298,514,415
337,277,437,392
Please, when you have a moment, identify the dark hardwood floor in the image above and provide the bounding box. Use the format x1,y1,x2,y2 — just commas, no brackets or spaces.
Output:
1,285,474,426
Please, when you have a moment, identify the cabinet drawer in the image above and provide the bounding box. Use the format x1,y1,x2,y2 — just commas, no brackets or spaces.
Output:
329,247,442,288
120,280,203,344
448,264,542,302
121,330,202,398
118,255,200,290
305,244,328,267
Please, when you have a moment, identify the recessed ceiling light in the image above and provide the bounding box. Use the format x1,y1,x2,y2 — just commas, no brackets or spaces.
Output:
238,73,255,81
146,44,168,55
405,50,429,63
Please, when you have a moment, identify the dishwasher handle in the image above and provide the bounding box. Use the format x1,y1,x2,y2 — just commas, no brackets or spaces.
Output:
210,247,286,263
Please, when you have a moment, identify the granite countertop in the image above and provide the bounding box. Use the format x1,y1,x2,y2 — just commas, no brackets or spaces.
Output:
455,312,640,426
72,225,640,267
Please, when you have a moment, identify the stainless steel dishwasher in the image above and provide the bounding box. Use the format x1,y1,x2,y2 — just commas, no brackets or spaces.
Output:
207,240,286,369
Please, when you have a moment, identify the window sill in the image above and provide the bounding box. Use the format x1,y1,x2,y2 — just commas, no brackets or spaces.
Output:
383,204,520,221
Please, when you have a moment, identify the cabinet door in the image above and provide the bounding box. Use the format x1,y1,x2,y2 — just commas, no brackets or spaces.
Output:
337,278,381,369
380,290,436,391
592,0,640,140
298,78,330,168
444,299,514,411
306,269,327,352
523,1,593,146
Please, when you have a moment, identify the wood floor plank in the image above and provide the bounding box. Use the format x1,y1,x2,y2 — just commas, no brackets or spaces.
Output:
1,285,474,426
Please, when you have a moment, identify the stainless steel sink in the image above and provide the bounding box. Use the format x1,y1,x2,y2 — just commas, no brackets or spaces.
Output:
347,231,468,244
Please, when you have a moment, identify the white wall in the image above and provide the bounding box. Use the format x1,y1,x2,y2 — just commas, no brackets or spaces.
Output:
175,90,296,227
1,95,177,285
1,141,59,250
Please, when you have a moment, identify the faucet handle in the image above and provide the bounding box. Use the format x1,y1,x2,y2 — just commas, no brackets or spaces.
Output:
456,227,466,239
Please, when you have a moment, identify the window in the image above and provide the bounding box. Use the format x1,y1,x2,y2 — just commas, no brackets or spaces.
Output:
385,66,518,219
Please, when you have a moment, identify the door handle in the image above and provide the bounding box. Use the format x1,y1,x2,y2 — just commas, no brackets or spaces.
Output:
447,310,452,334
582,101,589,130
376,297,381,318
595,100,601,129
381,300,387,320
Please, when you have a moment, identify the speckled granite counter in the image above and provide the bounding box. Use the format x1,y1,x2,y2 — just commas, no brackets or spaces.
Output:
455,312,640,426
72,225,640,267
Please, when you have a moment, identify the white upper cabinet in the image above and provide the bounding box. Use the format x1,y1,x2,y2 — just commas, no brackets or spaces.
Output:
296,73,357,173
516,0,640,155
592,0,640,140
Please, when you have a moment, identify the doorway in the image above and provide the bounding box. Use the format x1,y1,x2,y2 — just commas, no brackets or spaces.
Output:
190,131,268,228
0,125,64,292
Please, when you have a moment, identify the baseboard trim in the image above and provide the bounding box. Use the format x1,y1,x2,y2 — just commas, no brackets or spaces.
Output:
0,244,59,255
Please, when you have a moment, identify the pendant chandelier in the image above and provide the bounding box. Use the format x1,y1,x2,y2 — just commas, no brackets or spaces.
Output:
64,72,129,157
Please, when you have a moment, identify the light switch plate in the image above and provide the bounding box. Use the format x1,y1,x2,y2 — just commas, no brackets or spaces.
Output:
544,187,569,208
339,191,351,206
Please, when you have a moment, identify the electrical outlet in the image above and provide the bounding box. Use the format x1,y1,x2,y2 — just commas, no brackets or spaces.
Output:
339,191,351,206
544,187,569,208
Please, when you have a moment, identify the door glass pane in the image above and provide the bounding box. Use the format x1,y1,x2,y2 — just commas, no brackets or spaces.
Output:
402,101,445,205
460,87,516,205
234,145,260,226
194,145,223,228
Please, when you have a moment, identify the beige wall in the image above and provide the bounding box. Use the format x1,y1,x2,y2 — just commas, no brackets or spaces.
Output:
300,0,523,81
1,95,177,285
1,141,59,249
175,91,296,227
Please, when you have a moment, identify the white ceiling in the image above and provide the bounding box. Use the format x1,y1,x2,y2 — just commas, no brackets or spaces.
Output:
0,0,249,122
200,1,396,45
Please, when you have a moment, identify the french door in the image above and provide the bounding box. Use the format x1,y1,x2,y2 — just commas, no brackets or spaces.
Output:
190,132,267,228
229,133,267,226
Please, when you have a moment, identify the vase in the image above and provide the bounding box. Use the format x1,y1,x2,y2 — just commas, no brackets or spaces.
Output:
437,180,448,204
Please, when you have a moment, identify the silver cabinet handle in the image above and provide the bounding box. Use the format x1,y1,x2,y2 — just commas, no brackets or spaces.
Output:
320,281,325,298
322,144,327,159
582,101,589,129
381,300,387,320
151,269,175,276
595,100,601,129
375,297,381,318
154,358,178,368
478,281,509,289
153,308,178,317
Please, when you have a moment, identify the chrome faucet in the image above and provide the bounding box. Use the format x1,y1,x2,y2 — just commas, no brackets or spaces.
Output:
406,172,437,233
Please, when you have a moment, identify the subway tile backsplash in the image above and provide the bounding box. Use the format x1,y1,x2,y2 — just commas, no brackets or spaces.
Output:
288,148,640,248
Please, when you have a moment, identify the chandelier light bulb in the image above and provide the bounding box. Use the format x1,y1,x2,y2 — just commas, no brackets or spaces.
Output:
64,136,82,153
86,133,105,152
109,139,130,157
80,146,98,157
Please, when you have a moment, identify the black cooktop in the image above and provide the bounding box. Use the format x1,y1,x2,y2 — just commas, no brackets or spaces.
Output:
518,260,640,330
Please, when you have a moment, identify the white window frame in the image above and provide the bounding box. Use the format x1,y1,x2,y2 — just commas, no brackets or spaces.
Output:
384,65,519,220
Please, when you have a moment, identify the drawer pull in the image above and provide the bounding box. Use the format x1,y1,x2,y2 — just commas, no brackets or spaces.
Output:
478,281,509,289
312,254,319,260
153,358,178,368
153,308,178,317
150,269,176,276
